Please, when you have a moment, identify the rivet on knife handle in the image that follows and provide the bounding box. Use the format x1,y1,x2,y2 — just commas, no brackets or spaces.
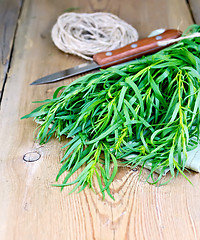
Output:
93,29,182,68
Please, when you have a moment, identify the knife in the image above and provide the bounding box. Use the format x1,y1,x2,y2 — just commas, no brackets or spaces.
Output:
31,29,182,85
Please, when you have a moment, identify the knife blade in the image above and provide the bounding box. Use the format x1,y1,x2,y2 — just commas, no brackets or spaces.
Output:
31,29,182,85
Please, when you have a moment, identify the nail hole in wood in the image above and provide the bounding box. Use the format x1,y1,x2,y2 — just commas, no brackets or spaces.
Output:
132,167,138,172
23,151,41,162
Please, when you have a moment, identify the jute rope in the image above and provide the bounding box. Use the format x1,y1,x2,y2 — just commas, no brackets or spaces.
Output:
51,12,138,60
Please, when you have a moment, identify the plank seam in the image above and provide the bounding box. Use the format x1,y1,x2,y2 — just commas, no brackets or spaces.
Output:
185,0,196,24
0,0,25,108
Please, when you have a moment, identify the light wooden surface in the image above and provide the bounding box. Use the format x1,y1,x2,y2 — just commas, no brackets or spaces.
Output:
0,0,23,100
0,0,200,239
188,0,200,24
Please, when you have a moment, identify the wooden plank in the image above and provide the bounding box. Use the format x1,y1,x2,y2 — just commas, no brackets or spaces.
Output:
0,0,198,240
0,0,23,102
188,0,200,24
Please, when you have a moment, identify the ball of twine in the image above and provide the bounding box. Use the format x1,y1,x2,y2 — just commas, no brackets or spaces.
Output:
51,12,138,60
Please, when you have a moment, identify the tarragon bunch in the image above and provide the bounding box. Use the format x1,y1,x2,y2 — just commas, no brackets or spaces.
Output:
22,25,200,199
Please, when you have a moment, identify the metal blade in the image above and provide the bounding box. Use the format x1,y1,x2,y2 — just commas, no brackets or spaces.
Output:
30,61,99,85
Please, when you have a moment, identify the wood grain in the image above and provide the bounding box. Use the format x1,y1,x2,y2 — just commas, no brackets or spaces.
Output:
0,0,23,102
0,0,199,240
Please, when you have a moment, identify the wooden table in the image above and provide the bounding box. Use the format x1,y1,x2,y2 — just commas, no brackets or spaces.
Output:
1,0,200,239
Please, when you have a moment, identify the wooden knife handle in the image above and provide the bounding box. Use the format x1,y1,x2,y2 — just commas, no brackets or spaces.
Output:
93,29,182,68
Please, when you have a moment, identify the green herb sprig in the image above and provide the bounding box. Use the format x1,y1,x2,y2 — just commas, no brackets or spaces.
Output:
22,25,200,199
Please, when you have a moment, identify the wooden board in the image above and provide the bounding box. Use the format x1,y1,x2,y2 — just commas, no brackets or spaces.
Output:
0,0,200,239
0,0,23,102
188,0,200,24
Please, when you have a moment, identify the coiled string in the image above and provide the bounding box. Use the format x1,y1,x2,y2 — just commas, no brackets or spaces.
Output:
51,12,139,60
